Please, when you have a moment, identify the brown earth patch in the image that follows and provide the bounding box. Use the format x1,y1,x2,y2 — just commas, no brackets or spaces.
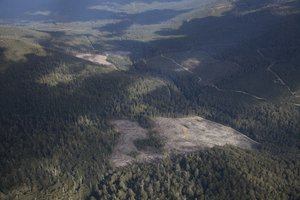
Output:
111,116,259,167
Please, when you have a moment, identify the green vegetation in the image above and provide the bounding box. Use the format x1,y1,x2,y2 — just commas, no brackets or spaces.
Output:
91,147,300,200
0,0,300,199
134,130,165,153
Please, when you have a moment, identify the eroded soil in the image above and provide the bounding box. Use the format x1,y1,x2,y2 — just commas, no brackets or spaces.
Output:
111,116,259,167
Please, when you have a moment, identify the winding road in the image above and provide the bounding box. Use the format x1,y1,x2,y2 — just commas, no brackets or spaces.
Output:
210,84,266,100
257,49,295,96
161,54,194,74
160,53,266,101
85,35,95,51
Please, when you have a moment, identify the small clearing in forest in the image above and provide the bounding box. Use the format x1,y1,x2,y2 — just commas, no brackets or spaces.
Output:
76,53,118,70
110,116,260,167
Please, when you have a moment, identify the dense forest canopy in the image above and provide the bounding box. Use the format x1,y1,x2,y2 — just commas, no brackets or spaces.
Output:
0,0,299,199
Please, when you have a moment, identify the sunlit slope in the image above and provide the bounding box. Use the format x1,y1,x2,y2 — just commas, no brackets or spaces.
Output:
0,34,190,199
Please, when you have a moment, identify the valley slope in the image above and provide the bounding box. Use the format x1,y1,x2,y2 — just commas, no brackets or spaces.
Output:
0,0,300,199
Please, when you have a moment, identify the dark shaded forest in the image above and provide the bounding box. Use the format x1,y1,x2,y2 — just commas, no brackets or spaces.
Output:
0,0,300,199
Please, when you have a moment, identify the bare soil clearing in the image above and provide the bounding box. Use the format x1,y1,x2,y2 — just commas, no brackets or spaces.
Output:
110,120,163,167
111,116,259,167
76,53,118,70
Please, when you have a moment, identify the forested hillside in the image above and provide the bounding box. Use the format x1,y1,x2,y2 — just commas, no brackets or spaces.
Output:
92,147,299,200
0,0,300,199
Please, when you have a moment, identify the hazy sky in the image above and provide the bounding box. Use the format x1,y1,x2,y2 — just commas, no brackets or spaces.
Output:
0,0,191,22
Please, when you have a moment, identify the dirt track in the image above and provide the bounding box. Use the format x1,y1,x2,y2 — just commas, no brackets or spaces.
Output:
257,48,296,96
110,116,259,167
